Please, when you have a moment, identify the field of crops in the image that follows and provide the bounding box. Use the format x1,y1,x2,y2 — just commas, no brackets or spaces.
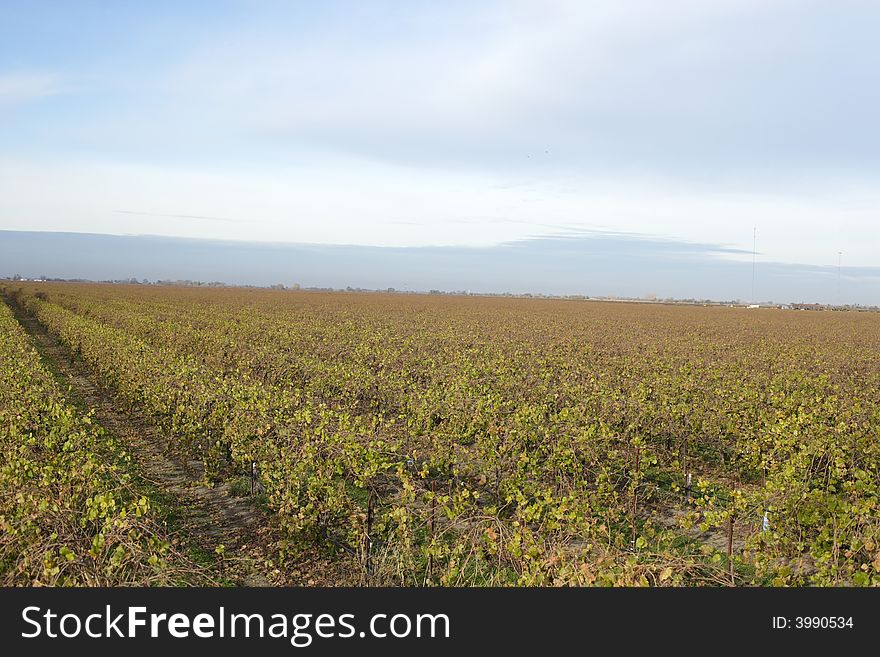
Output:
0,297,203,585
3,282,880,586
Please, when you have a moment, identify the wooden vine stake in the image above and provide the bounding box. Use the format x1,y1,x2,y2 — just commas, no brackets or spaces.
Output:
681,437,688,479
427,480,436,586
365,489,375,581
631,445,640,548
727,481,737,586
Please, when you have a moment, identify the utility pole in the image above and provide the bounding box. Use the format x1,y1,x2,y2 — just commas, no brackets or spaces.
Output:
837,251,843,307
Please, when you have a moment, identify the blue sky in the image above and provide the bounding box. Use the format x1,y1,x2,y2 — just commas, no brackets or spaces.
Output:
1,1,879,302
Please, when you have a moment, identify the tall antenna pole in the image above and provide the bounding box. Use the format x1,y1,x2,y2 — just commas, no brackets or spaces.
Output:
837,251,843,307
751,226,757,304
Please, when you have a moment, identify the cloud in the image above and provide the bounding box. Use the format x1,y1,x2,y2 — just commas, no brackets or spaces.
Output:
1,1,878,286
0,72,66,107
1,156,877,268
3,229,879,305
114,210,244,224
144,0,876,181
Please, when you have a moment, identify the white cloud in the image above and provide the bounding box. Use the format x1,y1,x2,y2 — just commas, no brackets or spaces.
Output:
70,0,863,188
0,156,873,269
158,2,747,140
0,72,66,107
1,0,876,282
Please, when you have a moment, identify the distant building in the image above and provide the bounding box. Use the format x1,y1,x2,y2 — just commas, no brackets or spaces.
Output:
791,303,823,311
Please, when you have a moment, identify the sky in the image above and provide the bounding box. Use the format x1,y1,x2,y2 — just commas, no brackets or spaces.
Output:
1,1,878,302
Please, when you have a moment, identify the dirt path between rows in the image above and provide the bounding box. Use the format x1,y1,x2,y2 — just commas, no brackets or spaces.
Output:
9,300,276,586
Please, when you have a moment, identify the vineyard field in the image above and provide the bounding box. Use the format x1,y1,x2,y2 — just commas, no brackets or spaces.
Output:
3,282,879,586
0,296,205,585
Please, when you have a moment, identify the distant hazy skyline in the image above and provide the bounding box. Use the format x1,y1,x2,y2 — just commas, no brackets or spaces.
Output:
1,2,878,301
